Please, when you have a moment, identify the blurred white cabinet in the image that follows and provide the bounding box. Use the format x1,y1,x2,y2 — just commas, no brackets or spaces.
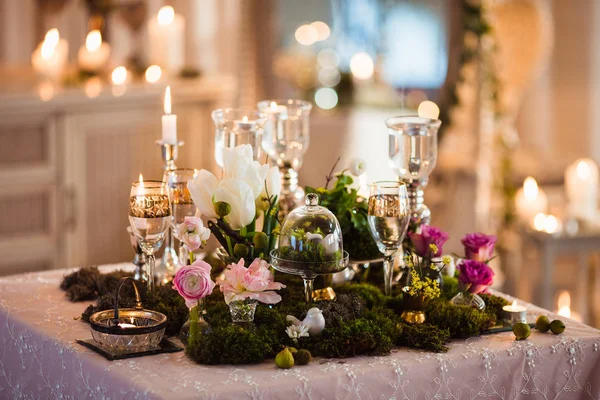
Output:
0,77,234,275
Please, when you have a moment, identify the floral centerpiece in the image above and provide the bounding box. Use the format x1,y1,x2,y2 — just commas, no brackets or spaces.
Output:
218,258,286,322
450,233,497,310
188,144,281,263
401,225,450,323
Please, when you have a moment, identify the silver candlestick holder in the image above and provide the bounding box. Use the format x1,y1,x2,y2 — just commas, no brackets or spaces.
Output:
156,139,185,282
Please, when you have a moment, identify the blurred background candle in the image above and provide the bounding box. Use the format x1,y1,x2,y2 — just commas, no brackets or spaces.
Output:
515,177,548,224
565,158,599,220
78,30,111,72
557,290,582,322
162,86,177,144
31,28,68,80
148,6,185,76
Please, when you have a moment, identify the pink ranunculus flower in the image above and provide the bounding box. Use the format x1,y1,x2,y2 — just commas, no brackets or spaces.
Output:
457,259,495,294
172,260,215,309
461,232,497,262
219,258,286,305
408,225,449,257
176,216,211,251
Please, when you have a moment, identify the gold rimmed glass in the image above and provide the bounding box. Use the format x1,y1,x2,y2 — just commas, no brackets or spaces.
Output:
367,181,410,296
128,180,171,293
163,168,199,268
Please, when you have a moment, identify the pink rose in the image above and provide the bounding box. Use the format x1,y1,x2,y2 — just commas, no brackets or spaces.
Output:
408,225,449,257
172,260,215,308
176,216,211,251
457,259,495,294
218,258,286,305
461,232,497,262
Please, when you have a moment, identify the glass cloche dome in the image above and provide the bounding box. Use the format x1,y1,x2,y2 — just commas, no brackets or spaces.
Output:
270,193,349,302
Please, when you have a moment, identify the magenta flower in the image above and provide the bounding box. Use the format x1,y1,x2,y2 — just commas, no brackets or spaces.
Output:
176,216,211,251
461,233,497,262
172,260,215,308
408,225,449,257
218,258,286,305
457,259,495,294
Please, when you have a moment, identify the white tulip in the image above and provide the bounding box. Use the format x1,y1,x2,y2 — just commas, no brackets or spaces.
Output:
213,178,256,229
222,145,267,199
187,169,219,219
256,166,282,211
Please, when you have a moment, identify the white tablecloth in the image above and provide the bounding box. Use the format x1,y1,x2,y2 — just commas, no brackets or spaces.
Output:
0,264,599,399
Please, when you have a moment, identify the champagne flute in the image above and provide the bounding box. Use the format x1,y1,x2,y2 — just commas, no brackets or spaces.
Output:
128,179,171,293
163,168,199,266
367,181,410,296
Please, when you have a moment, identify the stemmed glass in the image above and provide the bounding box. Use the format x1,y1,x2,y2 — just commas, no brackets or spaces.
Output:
128,180,172,294
212,108,266,168
163,168,199,267
367,181,410,296
257,99,312,216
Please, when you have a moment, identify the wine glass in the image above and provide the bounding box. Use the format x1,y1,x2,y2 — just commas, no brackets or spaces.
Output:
128,180,172,293
163,168,199,267
367,181,410,296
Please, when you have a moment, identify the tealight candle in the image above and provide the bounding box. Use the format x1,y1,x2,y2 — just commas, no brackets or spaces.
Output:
31,28,69,80
78,30,111,72
515,177,548,225
268,101,289,119
502,300,527,325
235,116,255,130
118,323,136,329
418,100,440,120
161,86,177,145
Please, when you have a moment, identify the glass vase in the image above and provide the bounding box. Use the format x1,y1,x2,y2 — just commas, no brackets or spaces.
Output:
229,299,258,323
181,298,210,346
450,291,486,311
401,293,426,324
212,108,266,169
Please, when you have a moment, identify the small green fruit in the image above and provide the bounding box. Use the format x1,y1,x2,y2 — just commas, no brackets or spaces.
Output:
234,243,249,258
214,201,232,218
535,315,551,332
253,232,268,250
550,319,566,335
275,347,294,369
513,322,531,340
288,347,298,354
294,349,312,365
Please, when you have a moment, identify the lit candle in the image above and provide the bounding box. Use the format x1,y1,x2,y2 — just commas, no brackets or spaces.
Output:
502,300,527,325
117,322,136,329
269,101,289,119
147,6,185,75
565,158,599,220
78,30,111,72
235,116,255,130
145,65,162,84
161,86,177,145
557,291,582,322
111,66,128,85
515,177,548,224
31,28,69,80
418,101,440,120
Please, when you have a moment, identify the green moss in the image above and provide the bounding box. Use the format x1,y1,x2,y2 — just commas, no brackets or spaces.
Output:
426,298,496,338
480,293,509,321
396,323,451,352
335,283,385,308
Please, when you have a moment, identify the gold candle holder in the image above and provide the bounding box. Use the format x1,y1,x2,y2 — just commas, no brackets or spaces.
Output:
156,140,184,171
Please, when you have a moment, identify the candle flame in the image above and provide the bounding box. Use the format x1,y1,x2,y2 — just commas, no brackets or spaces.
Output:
557,291,571,318
523,176,539,200
270,101,278,110
242,116,248,122
85,30,102,52
44,28,59,48
164,86,172,115
544,215,559,233
111,66,127,85
157,5,175,25
40,41,55,60
511,300,517,308
576,160,592,180
418,100,440,120
145,65,162,83
139,173,144,186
